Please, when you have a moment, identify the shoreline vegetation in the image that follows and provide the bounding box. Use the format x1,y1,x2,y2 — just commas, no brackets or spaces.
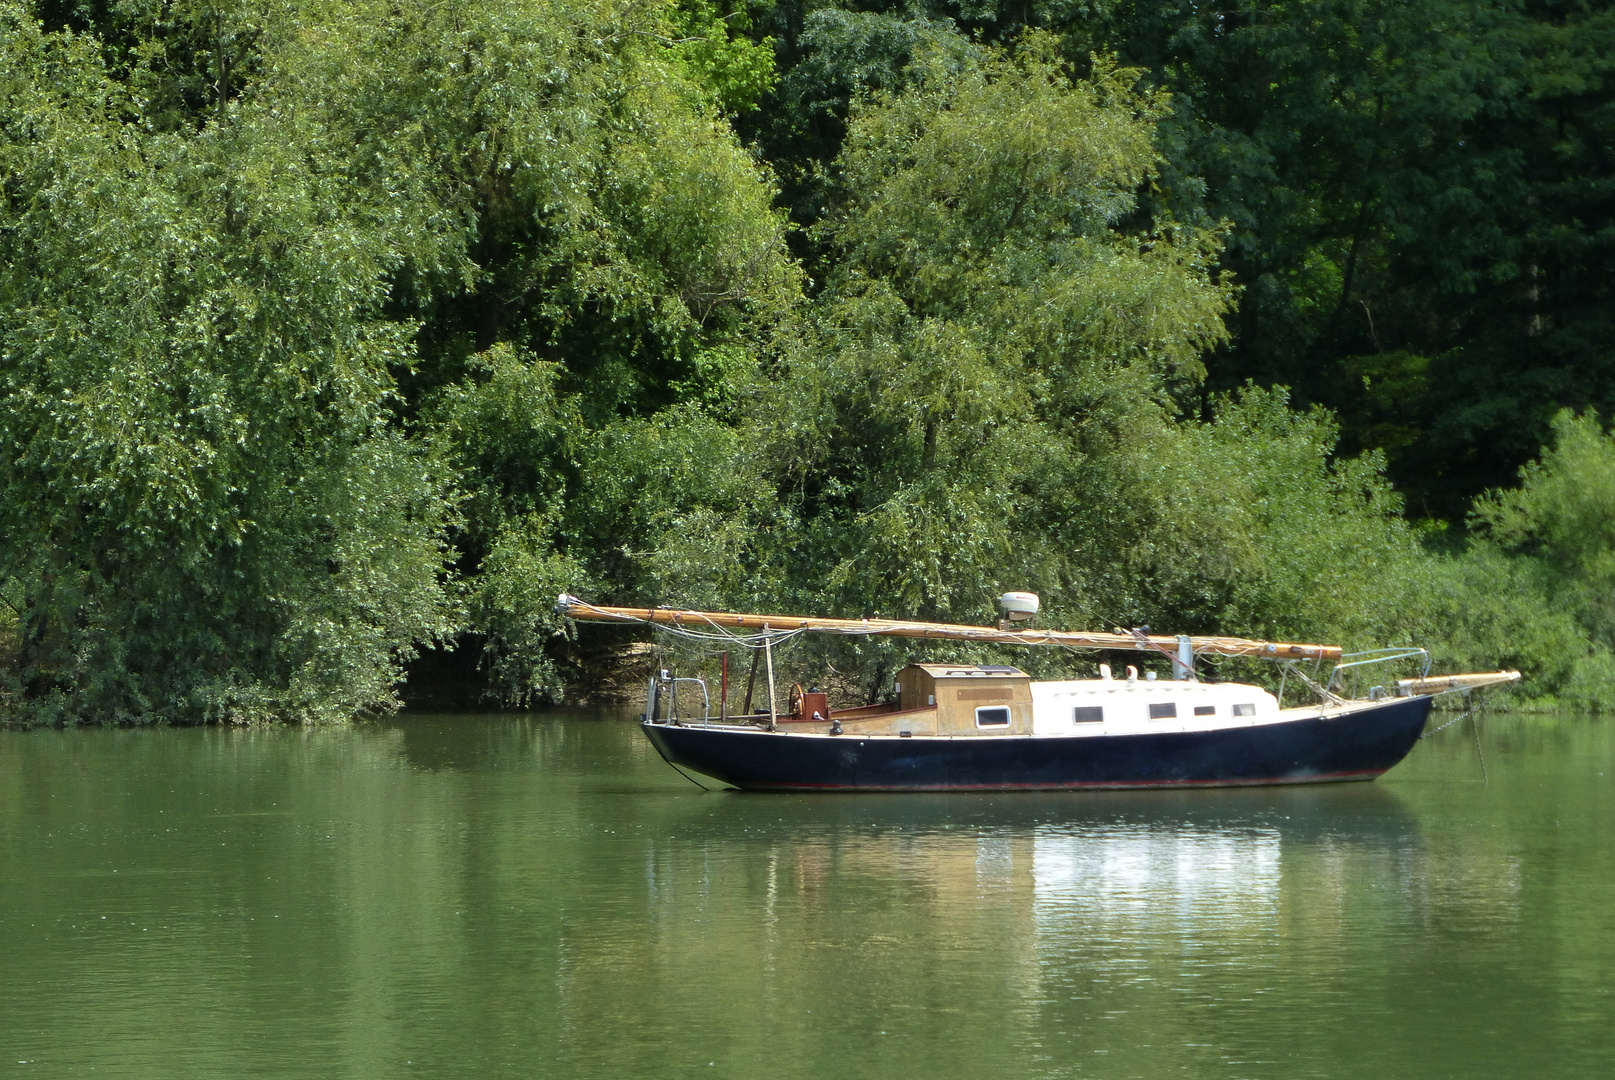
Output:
1,1,1611,724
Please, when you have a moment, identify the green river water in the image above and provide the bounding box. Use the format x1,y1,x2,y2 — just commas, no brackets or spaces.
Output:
2,710,1613,1079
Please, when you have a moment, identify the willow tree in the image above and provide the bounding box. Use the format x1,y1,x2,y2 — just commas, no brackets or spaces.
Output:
0,2,461,722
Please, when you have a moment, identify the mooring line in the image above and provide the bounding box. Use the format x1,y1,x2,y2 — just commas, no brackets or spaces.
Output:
1418,691,1488,782
1419,696,1477,739
1471,694,1489,784
667,758,722,792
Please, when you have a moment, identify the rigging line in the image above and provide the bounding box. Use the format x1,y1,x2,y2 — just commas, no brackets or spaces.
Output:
1419,694,1480,739
662,625,811,650
1125,627,1185,667
1282,661,1346,707
616,613,811,650
1419,710,1473,739
666,758,723,792
684,606,784,639
1470,692,1489,784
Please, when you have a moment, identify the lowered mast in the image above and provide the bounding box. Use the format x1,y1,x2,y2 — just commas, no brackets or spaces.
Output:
555,595,1342,662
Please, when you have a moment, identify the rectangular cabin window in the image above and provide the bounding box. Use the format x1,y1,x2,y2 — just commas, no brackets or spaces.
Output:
975,706,1012,728
1072,706,1104,724
1148,702,1177,720
1193,705,1216,717
1232,703,1256,717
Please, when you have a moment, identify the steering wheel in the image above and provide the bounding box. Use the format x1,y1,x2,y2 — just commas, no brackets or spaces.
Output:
788,683,806,720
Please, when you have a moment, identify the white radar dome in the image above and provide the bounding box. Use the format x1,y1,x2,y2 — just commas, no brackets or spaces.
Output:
998,591,1040,621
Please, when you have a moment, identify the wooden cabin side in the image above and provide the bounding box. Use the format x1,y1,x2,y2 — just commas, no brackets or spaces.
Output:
899,664,1033,736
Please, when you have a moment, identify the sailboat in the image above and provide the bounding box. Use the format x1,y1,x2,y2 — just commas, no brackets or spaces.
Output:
557,593,1518,792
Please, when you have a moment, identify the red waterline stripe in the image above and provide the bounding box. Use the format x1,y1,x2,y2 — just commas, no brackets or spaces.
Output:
735,768,1387,792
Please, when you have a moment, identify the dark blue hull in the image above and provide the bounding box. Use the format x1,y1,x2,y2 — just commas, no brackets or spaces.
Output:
641,696,1434,791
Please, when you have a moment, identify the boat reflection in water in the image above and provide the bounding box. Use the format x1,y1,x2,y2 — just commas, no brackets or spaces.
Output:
1031,823,1281,929
638,782,1430,932
642,785,1514,1075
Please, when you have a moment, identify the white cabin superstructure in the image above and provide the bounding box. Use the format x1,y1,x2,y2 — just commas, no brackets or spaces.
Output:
1030,676,1280,737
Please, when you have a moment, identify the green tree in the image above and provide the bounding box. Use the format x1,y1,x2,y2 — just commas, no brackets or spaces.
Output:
0,2,459,722
1049,0,1615,518
1472,410,1615,653
768,34,1232,631
330,0,805,699
746,1,1615,520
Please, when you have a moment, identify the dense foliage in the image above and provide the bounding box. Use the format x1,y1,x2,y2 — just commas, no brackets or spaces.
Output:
1,0,1610,721
749,0,1615,520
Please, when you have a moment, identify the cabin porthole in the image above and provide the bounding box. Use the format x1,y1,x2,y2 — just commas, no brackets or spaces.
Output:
1232,703,1256,717
1148,702,1177,720
975,706,1011,728
1072,706,1104,724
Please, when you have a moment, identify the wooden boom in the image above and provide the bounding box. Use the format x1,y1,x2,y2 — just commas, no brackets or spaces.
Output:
1397,671,1521,695
556,595,1342,662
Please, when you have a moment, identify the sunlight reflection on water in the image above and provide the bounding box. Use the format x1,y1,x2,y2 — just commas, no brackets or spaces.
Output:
1032,824,1281,927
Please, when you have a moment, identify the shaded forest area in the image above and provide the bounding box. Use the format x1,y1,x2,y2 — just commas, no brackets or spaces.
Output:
0,0,1611,722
